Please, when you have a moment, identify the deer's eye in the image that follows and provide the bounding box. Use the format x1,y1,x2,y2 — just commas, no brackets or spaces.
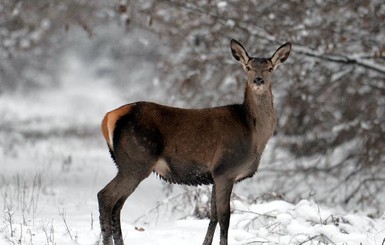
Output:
268,67,273,72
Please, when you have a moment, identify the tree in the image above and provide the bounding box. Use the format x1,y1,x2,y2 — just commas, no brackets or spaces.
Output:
0,0,106,92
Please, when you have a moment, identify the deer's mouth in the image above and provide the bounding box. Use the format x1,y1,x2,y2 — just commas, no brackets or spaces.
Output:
251,83,264,92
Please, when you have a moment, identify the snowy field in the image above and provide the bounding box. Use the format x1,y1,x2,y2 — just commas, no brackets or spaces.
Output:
1,54,385,245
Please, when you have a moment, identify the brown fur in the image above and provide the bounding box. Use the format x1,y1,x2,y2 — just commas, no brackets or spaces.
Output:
98,39,291,245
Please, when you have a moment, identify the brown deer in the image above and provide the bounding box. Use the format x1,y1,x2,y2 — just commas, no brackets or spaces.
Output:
98,39,291,245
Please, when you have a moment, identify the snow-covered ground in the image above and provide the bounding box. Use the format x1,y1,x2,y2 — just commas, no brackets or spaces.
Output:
1,50,385,245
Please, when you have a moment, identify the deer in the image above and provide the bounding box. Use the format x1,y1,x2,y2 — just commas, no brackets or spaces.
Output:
98,39,291,245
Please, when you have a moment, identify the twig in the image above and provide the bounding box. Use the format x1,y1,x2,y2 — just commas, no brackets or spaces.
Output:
58,209,73,240
243,239,271,244
232,209,276,219
4,209,15,237
19,223,22,244
134,189,198,224
265,221,280,231
344,178,385,204
298,234,337,245
91,212,94,230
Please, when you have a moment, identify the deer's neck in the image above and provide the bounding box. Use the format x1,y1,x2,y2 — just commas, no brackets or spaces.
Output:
243,83,276,131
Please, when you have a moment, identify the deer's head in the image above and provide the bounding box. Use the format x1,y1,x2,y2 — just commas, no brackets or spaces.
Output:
230,39,291,95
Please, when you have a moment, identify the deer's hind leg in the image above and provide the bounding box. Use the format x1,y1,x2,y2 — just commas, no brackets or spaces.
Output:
98,175,121,245
111,194,129,245
98,163,152,245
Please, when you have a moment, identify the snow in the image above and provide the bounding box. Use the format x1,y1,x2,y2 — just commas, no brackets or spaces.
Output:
1,32,385,245
217,2,228,9
4,197,383,245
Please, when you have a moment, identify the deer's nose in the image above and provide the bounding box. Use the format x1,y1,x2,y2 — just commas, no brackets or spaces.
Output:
254,77,264,85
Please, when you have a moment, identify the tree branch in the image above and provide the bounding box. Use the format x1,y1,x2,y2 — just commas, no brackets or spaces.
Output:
295,45,385,75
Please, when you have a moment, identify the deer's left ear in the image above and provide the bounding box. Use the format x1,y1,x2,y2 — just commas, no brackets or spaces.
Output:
271,42,291,69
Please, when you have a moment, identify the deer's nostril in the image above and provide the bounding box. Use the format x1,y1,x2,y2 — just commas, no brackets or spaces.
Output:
254,77,264,85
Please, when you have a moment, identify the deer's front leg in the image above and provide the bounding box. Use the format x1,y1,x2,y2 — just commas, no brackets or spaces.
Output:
214,178,234,245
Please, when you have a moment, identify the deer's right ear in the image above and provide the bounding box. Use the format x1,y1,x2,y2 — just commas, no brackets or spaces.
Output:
230,39,250,68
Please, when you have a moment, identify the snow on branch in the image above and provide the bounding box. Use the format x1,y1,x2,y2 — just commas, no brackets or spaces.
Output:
294,45,385,75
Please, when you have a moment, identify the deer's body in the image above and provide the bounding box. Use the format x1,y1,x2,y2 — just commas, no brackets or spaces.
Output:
98,39,291,245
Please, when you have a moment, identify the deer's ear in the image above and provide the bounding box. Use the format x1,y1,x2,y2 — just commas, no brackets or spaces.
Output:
230,39,250,67
271,42,291,69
